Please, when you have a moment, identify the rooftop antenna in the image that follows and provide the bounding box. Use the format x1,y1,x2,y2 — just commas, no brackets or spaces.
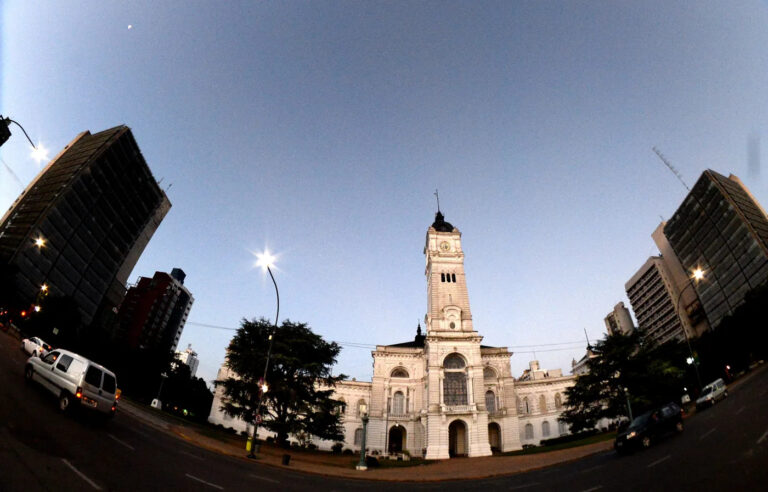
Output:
434,189,441,212
584,328,591,348
652,147,690,191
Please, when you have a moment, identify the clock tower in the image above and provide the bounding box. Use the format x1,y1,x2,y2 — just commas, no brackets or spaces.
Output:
424,211,475,336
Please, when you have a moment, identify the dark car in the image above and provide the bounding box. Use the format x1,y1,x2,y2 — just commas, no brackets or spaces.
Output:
614,402,684,454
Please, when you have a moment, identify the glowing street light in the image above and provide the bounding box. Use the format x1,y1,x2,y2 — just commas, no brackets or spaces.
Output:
30,142,50,165
0,116,47,163
41,284,48,292
34,237,46,248
677,267,706,391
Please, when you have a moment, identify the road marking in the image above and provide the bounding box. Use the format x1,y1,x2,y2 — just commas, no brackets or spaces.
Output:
580,486,603,492
758,429,768,445
509,483,539,490
61,459,102,490
647,455,671,468
250,474,280,484
179,450,205,461
699,428,717,441
186,474,224,490
108,434,135,451
735,406,746,415
580,464,606,474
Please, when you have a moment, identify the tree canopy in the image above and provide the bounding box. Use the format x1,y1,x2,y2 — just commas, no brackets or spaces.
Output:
218,318,346,445
560,331,688,432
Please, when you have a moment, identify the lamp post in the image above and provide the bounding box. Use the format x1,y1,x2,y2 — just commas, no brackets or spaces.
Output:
356,402,369,471
676,268,705,391
247,250,280,458
624,387,633,422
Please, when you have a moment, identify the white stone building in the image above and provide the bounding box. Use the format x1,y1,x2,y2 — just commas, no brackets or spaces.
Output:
209,211,575,457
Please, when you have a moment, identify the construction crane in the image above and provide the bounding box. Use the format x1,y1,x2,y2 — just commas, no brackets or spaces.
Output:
652,147,690,191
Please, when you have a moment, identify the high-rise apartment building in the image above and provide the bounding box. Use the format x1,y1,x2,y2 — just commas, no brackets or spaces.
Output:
0,126,170,338
664,170,768,328
117,268,193,354
625,257,685,345
176,343,200,378
603,302,635,336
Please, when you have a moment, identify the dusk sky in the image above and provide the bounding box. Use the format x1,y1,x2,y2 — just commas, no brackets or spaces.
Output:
2,1,768,387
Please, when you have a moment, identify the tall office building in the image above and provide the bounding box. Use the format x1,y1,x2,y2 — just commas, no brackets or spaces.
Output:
176,343,200,378
625,257,685,345
603,302,635,336
117,268,193,354
664,170,768,328
0,126,170,339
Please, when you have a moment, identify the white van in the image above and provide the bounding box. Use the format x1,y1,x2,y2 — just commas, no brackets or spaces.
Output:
25,349,118,417
695,378,727,410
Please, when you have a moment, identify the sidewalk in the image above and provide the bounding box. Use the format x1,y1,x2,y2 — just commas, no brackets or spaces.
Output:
119,399,612,482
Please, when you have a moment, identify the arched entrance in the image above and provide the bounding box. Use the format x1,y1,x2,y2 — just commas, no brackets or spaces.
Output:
448,420,468,457
388,425,406,454
488,422,501,452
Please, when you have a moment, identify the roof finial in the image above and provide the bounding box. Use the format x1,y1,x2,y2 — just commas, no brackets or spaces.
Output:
434,189,441,213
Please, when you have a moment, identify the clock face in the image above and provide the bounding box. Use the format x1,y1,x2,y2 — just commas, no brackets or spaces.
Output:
440,241,450,251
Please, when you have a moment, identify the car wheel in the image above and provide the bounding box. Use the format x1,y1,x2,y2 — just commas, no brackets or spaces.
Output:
675,421,684,432
641,436,651,448
24,366,34,383
59,393,72,413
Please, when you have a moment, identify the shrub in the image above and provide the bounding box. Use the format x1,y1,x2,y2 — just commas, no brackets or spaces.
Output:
266,436,275,444
332,442,343,454
307,443,318,450
539,429,598,447
240,430,248,437
365,456,379,468
342,448,354,455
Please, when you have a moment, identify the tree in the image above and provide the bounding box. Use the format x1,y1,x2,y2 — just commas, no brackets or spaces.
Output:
218,318,346,445
560,332,688,432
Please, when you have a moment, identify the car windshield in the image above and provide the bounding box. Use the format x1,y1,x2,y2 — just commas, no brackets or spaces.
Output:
701,386,713,395
628,412,652,430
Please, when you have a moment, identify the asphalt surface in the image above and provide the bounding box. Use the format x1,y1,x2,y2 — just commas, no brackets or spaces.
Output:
1,330,766,491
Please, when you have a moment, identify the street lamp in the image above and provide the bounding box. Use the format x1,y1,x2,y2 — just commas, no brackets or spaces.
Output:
676,267,705,391
356,402,369,471
624,387,633,421
247,249,280,458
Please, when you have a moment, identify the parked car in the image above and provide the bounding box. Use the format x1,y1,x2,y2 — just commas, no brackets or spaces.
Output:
695,378,727,410
614,402,684,453
21,337,53,357
24,349,118,417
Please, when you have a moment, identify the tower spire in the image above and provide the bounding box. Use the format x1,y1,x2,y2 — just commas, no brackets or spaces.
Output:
434,189,441,213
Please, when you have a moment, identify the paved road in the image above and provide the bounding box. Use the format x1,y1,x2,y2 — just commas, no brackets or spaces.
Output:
1,331,766,491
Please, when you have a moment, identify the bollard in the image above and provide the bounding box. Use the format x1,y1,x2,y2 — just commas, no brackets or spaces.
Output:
282,454,291,466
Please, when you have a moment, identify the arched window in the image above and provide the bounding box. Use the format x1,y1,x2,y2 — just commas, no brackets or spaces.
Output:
522,397,530,414
354,428,363,446
485,390,496,414
392,391,405,415
336,398,346,415
539,395,547,413
357,399,367,417
542,421,550,437
441,273,446,282
391,368,409,378
558,421,568,435
443,354,467,405
524,423,534,440
554,393,562,409
452,273,456,282
483,367,497,380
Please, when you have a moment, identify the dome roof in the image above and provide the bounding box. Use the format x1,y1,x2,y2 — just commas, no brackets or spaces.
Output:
431,211,454,232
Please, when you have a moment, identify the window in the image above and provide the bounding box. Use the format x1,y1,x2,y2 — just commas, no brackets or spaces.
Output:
555,393,563,409
357,399,367,416
42,351,60,365
542,421,550,437
443,354,467,405
354,428,363,446
391,368,409,378
336,398,346,415
483,367,497,380
452,273,456,282
559,421,568,435
522,397,530,414
85,366,102,387
392,391,405,415
524,423,534,440
56,354,74,372
441,273,446,282
485,390,496,414
539,395,547,413
102,373,116,394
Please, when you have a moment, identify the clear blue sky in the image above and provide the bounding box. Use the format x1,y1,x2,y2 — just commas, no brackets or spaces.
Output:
3,1,768,386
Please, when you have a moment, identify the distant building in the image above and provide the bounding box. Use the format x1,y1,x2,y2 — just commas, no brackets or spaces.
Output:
603,302,635,336
176,343,200,378
625,256,685,345
571,347,597,376
0,126,170,339
117,268,193,354
663,170,768,328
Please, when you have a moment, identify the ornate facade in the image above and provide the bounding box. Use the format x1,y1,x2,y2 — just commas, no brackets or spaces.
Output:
209,211,576,457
